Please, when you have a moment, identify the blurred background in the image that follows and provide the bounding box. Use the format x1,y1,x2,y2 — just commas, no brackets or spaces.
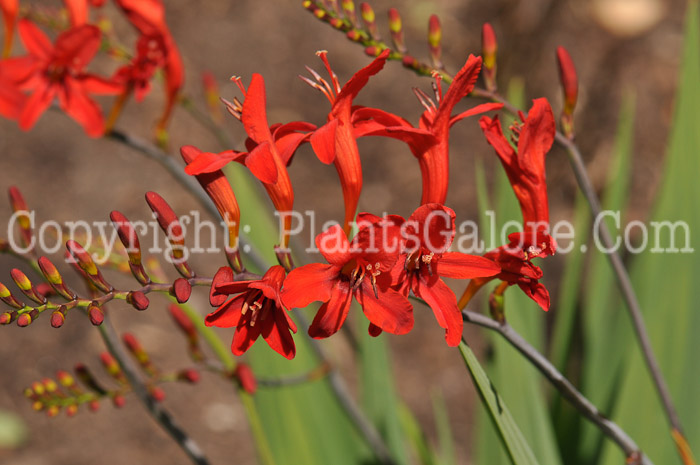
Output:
0,0,690,464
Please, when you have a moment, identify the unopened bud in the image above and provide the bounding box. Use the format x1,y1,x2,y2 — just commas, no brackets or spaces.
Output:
171,278,192,303
360,3,379,39
387,8,406,53
364,45,384,57
556,46,578,139
0,311,17,325
127,291,149,311
341,0,356,26
8,186,33,251
112,395,126,408
46,405,60,417
428,15,442,69
88,302,104,326
17,310,38,327
150,386,166,402
11,268,45,304
233,363,257,395
51,306,67,328
145,192,194,278
178,369,200,384
65,404,78,417
481,23,498,91
66,241,113,293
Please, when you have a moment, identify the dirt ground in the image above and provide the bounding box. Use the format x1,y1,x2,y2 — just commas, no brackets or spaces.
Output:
0,0,688,464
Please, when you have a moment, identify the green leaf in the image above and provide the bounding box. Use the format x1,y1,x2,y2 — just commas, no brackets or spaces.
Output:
432,391,457,465
459,341,540,465
0,410,27,449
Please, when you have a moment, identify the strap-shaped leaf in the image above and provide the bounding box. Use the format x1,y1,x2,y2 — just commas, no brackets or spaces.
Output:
458,341,540,465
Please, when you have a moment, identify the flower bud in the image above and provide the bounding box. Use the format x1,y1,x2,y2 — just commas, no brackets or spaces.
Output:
180,147,242,272
38,257,76,300
0,281,24,308
88,302,104,326
127,291,149,311
360,3,379,39
341,0,356,26
145,192,194,278
387,8,406,53
51,306,67,328
66,240,113,294
16,310,38,327
556,46,578,139
171,278,192,303
481,23,498,91
8,186,33,252
11,268,46,304
233,363,257,395
178,369,200,384
150,386,166,402
109,211,151,284
428,15,442,69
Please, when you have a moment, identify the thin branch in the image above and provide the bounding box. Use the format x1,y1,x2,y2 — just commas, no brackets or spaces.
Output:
461,309,653,465
98,313,210,465
106,129,269,273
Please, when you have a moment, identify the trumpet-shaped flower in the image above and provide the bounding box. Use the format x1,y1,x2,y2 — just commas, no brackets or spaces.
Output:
282,218,413,339
0,20,121,136
207,265,297,359
388,204,500,346
303,49,391,234
185,74,315,249
352,55,503,205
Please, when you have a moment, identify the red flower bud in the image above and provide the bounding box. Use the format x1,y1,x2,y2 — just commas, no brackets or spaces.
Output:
234,363,257,395
112,395,126,408
167,303,196,337
556,46,578,138
481,23,498,91
0,311,17,325
66,240,113,293
171,278,192,303
0,281,24,308
51,306,67,328
178,369,200,384
38,257,77,300
16,310,37,327
341,0,356,25
360,3,378,39
11,268,46,304
127,291,149,311
387,8,406,52
110,211,151,284
428,15,442,69
8,186,33,252
88,302,104,326
145,192,194,278
150,386,166,402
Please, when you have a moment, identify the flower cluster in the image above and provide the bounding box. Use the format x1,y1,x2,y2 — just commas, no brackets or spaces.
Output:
0,0,183,136
187,51,558,358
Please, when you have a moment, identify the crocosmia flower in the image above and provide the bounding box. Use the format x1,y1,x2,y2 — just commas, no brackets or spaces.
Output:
304,49,391,234
282,218,413,338
352,54,502,205
0,20,121,136
185,74,315,249
207,265,297,360
461,98,557,311
389,204,500,346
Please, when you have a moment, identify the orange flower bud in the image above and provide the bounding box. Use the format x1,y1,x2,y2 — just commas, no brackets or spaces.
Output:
387,8,406,52
556,46,578,138
428,15,442,69
481,23,498,91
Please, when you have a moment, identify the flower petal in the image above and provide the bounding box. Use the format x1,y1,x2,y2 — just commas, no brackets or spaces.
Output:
518,281,550,311
54,25,102,72
437,252,500,279
261,306,296,359
19,82,55,131
241,73,272,144
245,141,279,184
205,294,245,328
231,318,262,356
17,20,52,60
310,119,338,164
517,98,555,178
308,280,352,338
449,102,503,127
281,263,337,309
357,282,413,335
184,150,239,175
59,77,105,137
315,224,351,265
415,275,462,346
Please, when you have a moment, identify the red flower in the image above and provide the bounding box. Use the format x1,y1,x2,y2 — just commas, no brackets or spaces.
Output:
112,34,166,103
282,218,413,338
460,98,558,311
304,49,391,234
0,73,25,119
0,20,121,136
480,98,556,231
388,204,500,346
352,55,503,205
185,74,315,249
114,0,183,133
180,145,243,272
1,0,17,58
207,265,297,360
